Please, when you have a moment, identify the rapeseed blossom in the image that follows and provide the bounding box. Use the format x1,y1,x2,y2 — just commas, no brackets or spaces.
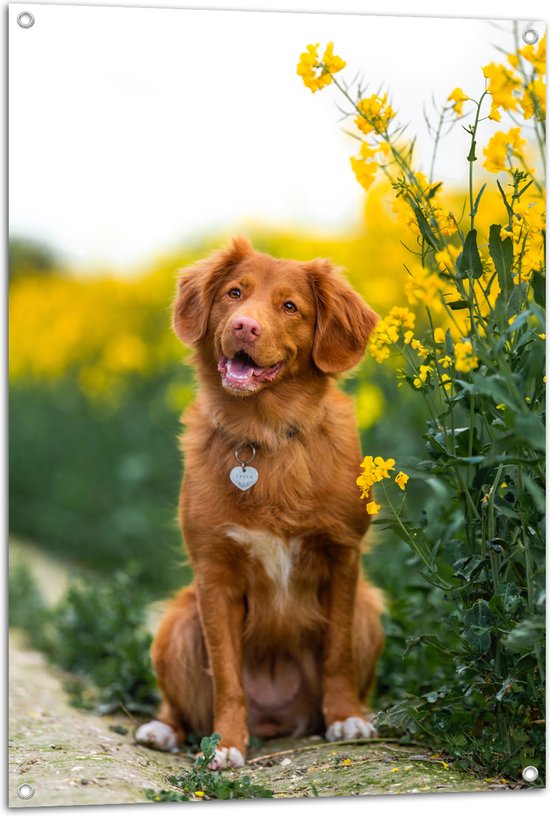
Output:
350,142,379,192
296,42,346,93
395,472,409,490
482,62,522,121
482,127,526,174
519,32,546,75
405,266,445,312
355,93,396,136
413,364,434,389
369,307,416,363
448,87,468,116
454,340,479,374
520,77,546,121
357,455,409,514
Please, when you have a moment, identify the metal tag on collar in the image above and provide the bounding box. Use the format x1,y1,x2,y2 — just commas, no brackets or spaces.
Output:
230,443,258,491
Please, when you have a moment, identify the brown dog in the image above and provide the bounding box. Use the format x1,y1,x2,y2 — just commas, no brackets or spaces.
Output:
135,236,384,768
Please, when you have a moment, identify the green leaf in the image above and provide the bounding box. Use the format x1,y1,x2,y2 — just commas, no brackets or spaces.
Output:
471,183,487,218
489,224,513,293
513,413,546,451
531,271,546,307
504,617,545,652
447,299,471,310
457,229,483,279
496,179,514,219
464,600,494,654
411,204,439,250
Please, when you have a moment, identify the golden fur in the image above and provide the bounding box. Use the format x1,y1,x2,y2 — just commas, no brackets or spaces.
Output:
147,236,384,763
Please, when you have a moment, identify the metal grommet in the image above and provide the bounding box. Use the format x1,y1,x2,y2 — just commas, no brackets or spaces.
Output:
522,28,539,45
17,11,35,29
522,765,539,782
17,783,35,800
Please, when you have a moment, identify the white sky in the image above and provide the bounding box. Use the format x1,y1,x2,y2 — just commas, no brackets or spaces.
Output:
8,2,545,271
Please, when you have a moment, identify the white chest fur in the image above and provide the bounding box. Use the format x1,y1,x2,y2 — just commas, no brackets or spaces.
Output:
225,526,301,600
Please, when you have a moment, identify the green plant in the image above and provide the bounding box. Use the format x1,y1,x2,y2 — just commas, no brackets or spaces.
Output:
9,561,53,653
146,733,274,801
298,30,545,782
9,563,159,715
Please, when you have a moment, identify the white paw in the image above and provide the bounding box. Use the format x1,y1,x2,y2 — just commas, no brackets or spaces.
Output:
206,747,245,770
135,720,180,752
325,715,377,742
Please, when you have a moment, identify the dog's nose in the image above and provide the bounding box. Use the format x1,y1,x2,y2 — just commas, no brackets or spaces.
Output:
232,316,262,342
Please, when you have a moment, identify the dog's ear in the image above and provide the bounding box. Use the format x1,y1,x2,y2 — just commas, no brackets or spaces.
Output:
306,259,379,374
173,235,253,345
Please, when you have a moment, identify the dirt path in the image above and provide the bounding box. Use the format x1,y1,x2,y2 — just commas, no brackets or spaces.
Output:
9,629,506,807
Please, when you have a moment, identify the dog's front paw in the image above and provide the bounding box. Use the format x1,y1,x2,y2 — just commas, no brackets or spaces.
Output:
135,720,180,753
206,746,246,770
325,715,377,742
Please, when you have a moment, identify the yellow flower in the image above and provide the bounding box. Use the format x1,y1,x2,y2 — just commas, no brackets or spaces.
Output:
395,471,409,490
350,142,379,192
519,33,546,74
435,245,460,274
405,266,445,311
356,93,396,136
482,62,521,120
434,208,458,238
519,77,546,122
296,42,346,93
413,364,433,388
454,340,479,373
350,155,378,192
411,338,428,358
438,355,453,369
369,307,416,363
387,306,416,329
366,500,381,515
434,328,445,344
448,87,468,116
322,41,346,74
496,403,506,410
357,455,396,501
482,128,526,174
374,456,396,478
440,373,452,392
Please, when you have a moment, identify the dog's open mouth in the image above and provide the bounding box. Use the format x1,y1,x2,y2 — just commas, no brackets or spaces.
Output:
217,351,285,391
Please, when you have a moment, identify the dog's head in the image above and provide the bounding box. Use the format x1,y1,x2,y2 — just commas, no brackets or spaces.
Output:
173,236,379,395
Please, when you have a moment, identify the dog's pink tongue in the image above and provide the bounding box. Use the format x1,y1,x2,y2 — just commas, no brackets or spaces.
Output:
227,357,255,381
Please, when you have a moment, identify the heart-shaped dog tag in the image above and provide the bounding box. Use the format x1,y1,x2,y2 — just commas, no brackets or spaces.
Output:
230,466,259,491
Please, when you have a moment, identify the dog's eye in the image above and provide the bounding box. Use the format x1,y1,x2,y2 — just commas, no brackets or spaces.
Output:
283,301,298,313
227,288,241,299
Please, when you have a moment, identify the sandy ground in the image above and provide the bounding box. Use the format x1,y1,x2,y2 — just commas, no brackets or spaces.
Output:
9,630,508,807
